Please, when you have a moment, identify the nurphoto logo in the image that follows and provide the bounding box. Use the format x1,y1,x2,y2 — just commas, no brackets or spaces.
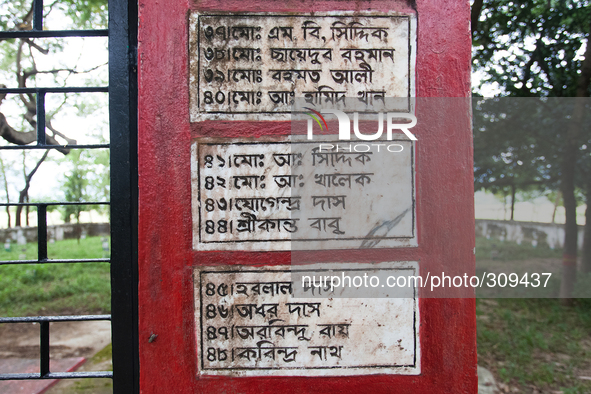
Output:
304,108,418,141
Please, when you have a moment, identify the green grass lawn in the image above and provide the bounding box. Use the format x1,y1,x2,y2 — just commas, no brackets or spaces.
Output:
0,236,111,316
476,237,591,393
475,235,564,261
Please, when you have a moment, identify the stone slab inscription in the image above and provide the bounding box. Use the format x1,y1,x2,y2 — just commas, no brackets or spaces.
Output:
194,263,420,376
191,138,416,251
189,13,416,120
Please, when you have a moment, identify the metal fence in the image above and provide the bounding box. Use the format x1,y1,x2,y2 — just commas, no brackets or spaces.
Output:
0,0,138,392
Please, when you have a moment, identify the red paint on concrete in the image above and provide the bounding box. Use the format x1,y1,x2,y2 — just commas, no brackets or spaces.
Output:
138,0,476,392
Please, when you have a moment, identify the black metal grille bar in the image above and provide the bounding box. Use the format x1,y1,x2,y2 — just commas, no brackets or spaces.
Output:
0,371,113,380
40,321,50,377
37,205,48,261
0,86,109,94
0,30,109,39
36,91,46,145
0,315,110,323
0,87,108,93
0,202,109,207
33,0,43,31
0,144,110,150
0,315,112,381
0,259,110,265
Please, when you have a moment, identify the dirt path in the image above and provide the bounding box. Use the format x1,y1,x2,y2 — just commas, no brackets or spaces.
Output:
0,321,112,393
0,321,111,360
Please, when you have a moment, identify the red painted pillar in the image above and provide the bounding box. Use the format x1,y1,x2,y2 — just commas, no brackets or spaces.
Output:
137,0,476,392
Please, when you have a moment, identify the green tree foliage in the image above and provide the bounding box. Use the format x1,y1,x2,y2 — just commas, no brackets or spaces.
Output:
472,0,590,193
473,97,560,219
0,0,108,227
51,0,108,29
472,0,591,297
473,0,591,97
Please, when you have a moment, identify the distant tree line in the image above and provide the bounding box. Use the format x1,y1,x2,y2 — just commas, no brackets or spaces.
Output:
472,0,591,299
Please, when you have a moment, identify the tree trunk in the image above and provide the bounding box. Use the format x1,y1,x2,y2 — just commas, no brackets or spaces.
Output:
0,157,10,228
559,17,591,303
510,183,516,221
14,151,49,227
76,210,81,244
471,0,484,38
25,196,29,226
551,191,561,224
560,164,578,301
583,184,591,273
15,189,28,227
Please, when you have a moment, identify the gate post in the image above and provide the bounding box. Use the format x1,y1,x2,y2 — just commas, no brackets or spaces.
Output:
109,0,140,392
138,0,476,392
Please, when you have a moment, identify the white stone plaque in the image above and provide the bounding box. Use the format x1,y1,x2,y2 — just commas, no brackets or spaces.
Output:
191,137,416,251
189,12,416,120
194,263,420,376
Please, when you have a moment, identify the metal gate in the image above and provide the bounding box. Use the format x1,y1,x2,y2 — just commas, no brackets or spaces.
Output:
0,0,138,392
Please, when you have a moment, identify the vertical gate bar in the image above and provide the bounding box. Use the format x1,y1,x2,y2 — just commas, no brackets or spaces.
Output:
33,0,43,31
37,204,47,261
36,90,46,146
40,321,50,377
109,0,139,392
